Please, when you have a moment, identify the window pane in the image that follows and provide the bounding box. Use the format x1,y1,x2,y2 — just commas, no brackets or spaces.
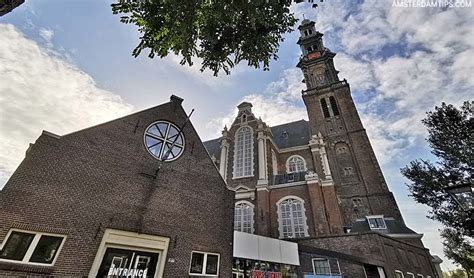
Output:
190,252,204,274
205,254,219,275
0,231,35,261
29,235,63,264
368,218,378,228
313,259,330,274
376,218,386,228
234,127,252,177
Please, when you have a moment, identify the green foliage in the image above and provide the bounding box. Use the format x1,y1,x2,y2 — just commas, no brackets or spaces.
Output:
402,101,473,274
443,269,469,278
111,0,317,75
441,228,473,276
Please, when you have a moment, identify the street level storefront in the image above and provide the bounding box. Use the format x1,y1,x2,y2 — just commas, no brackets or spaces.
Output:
233,231,299,278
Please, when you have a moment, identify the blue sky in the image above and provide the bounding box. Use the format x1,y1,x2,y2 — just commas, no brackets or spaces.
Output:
0,0,472,271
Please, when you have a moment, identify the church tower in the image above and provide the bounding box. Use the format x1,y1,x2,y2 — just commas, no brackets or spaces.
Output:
297,19,403,225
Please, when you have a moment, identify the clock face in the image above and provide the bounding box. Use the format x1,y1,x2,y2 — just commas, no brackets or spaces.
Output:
144,121,185,161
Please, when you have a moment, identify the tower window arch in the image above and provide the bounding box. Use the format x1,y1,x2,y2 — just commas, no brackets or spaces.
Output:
234,201,254,234
286,155,306,173
320,98,330,118
329,96,340,116
233,126,254,178
277,196,309,239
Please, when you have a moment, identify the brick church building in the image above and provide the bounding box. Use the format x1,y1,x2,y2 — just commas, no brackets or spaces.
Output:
204,19,439,278
0,19,442,278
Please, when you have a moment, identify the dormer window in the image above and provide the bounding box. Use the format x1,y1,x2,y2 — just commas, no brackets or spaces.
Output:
366,215,386,230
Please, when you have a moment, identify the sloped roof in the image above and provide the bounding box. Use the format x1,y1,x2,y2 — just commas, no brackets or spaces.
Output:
203,138,221,159
270,120,310,149
203,120,311,158
350,218,418,235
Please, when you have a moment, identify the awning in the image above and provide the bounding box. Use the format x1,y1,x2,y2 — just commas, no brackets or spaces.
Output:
233,231,300,266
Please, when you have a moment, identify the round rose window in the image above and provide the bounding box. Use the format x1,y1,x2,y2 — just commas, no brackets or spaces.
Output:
144,121,185,161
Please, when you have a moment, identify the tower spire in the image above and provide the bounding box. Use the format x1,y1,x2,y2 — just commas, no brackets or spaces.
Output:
296,19,340,90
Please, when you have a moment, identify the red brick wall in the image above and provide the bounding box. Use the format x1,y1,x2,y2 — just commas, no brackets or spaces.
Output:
0,100,234,277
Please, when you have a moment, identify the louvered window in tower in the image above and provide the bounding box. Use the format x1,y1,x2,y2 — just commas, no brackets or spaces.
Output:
329,96,340,116
320,98,330,118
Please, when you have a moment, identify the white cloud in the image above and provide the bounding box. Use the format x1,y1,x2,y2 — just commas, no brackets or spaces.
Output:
39,27,54,47
0,24,133,189
206,69,307,137
335,53,376,91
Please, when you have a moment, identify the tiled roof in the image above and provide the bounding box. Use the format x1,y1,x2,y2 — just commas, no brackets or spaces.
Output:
350,218,418,235
203,138,221,160
270,120,310,149
203,120,311,158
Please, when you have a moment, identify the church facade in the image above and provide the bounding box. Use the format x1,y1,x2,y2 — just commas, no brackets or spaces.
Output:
0,96,234,277
0,19,441,278
204,20,438,278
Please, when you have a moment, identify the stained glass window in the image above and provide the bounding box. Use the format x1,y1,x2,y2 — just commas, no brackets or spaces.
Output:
144,121,185,161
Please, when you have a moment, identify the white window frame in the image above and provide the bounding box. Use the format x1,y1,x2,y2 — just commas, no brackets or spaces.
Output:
233,126,254,179
234,201,255,234
417,275,424,278
276,196,309,239
189,251,220,277
0,229,67,266
395,270,405,278
311,257,341,276
286,155,307,173
88,229,169,278
366,215,387,230
407,272,415,278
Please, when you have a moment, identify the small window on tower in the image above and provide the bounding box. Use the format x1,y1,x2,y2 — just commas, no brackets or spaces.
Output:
352,198,363,207
320,98,330,118
336,146,348,154
329,96,340,116
343,167,354,176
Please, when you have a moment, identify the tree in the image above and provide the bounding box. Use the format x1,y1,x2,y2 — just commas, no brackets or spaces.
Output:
443,269,469,278
401,101,473,275
111,0,322,76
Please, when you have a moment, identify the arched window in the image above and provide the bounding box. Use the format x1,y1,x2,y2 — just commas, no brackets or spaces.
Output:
234,202,254,233
286,156,306,173
320,98,330,118
234,126,253,178
277,197,309,238
329,96,339,116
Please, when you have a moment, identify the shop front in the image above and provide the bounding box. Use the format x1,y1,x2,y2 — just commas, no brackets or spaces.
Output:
233,231,299,278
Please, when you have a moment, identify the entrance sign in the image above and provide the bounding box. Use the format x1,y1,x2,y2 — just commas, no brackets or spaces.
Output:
88,229,170,278
97,248,159,277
